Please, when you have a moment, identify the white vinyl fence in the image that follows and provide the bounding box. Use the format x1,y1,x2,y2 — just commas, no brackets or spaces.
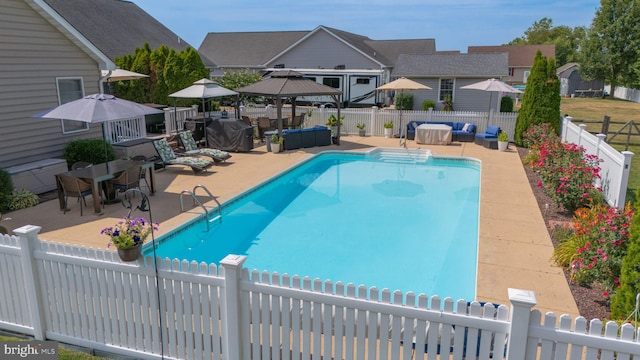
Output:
561,116,634,207
241,106,518,140
2,225,640,359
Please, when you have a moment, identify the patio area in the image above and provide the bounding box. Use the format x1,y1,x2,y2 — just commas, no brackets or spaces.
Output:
2,135,579,319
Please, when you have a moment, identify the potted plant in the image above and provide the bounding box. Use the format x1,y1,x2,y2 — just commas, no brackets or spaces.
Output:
497,131,509,151
102,216,158,262
270,133,284,153
383,121,394,138
356,123,366,137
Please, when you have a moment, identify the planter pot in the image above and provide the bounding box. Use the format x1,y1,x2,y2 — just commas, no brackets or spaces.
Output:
117,243,142,262
384,128,393,138
358,129,366,137
330,126,338,138
498,141,509,152
272,143,281,153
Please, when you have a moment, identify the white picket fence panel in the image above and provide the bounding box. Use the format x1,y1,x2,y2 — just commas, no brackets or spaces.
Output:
241,106,518,139
561,117,634,208
3,227,640,359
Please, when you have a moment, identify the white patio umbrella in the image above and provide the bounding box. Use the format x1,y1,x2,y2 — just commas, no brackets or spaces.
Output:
460,78,523,113
100,69,149,82
169,78,239,146
376,77,431,146
33,93,163,171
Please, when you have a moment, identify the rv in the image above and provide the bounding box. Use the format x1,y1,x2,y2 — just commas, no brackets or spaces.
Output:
264,68,385,108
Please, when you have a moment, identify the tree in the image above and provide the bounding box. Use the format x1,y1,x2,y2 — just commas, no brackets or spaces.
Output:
580,0,640,96
507,17,586,65
216,70,264,104
113,43,208,106
514,51,561,146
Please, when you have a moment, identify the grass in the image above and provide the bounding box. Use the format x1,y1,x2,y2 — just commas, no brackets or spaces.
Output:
559,97,640,194
0,334,105,359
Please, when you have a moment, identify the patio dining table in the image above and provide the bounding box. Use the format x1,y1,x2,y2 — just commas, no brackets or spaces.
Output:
55,159,156,214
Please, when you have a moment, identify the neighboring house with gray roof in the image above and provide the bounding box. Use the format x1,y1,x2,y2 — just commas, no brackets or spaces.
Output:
467,44,555,86
392,53,509,111
199,26,436,106
0,0,199,189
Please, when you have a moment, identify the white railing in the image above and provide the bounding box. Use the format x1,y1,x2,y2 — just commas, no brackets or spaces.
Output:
562,116,634,207
103,116,147,144
241,106,518,139
3,226,640,360
162,106,198,135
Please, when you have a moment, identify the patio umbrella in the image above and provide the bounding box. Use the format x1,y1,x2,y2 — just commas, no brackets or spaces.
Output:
33,93,163,171
460,78,522,113
169,78,239,146
100,69,149,82
237,70,342,143
376,77,431,147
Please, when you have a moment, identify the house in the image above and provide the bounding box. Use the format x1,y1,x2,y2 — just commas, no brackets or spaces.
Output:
198,26,436,106
556,62,605,97
467,44,556,86
0,0,199,186
392,53,509,111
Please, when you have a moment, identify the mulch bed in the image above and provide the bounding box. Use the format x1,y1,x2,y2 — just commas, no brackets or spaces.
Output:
516,146,610,321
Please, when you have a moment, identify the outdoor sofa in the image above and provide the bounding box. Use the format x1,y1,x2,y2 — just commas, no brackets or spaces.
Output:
406,121,477,142
281,126,332,150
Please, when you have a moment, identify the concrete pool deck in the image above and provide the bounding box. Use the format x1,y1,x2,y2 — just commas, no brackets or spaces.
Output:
2,135,579,318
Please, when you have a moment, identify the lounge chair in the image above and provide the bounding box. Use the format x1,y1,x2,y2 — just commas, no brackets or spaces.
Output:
151,138,214,174
177,130,232,164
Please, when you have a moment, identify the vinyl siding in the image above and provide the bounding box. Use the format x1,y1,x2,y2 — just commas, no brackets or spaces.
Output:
0,0,102,168
407,78,502,112
269,30,381,70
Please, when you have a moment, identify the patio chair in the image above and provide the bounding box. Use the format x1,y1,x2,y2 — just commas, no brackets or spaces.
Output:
257,117,275,140
131,155,151,191
56,173,98,216
108,166,142,201
177,130,232,163
151,137,214,174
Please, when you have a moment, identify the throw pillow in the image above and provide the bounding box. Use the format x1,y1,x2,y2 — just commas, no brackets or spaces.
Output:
462,123,471,132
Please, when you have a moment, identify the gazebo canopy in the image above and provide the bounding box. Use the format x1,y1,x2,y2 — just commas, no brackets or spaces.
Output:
237,71,343,142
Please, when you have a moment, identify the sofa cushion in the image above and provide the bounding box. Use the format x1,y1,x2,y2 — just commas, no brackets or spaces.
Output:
485,125,500,136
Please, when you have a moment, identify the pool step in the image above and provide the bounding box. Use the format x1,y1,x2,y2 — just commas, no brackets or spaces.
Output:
370,148,431,163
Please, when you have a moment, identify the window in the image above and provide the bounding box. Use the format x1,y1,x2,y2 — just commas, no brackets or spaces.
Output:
439,78,454,101
355,78,370,85
323,77,340,89
508,67,515,77
523,71,530,83
56,77,87,133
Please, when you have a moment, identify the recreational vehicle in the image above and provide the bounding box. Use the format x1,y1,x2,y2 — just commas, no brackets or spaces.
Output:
264,68,386,108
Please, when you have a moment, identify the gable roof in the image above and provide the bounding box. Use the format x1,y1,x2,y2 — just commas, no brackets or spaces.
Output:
200,31,308,68
556,62,579,76
467,44,556,67
42,0,197,62
392,53,509,78
198,25,436,69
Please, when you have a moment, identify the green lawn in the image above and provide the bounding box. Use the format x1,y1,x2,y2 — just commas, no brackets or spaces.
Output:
560,97,640,194
0,335,104,360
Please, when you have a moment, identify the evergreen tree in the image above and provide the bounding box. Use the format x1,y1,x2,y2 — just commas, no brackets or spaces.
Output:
611,189,640,320
514,51,561,146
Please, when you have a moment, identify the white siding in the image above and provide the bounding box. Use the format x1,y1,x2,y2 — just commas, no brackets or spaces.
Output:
0,0,102,168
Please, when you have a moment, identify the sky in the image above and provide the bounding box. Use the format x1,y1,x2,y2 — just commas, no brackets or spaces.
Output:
132,0,601,52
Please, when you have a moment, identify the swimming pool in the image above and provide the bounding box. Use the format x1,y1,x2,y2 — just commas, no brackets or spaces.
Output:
147,149,481,301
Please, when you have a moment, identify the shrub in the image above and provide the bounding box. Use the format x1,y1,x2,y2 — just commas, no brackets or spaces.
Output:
421,99,436,110
441,94,454,111
64,138,115,167
500,96,514,112
6,189,39,211
394,93,413,110
611,189,640,318
0,169,14,211
566,202,634,298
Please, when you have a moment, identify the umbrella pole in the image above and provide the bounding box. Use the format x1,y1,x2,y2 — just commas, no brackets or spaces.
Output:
102,123,110,173
202,97,208,147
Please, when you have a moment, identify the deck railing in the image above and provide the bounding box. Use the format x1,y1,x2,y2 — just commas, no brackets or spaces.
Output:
1,226,639,359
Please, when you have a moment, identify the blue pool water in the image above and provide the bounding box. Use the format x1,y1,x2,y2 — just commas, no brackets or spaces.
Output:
147,150,481,301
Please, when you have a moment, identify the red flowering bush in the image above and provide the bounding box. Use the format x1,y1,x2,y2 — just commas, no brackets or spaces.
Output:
569,202,634,297
525,123,602,213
